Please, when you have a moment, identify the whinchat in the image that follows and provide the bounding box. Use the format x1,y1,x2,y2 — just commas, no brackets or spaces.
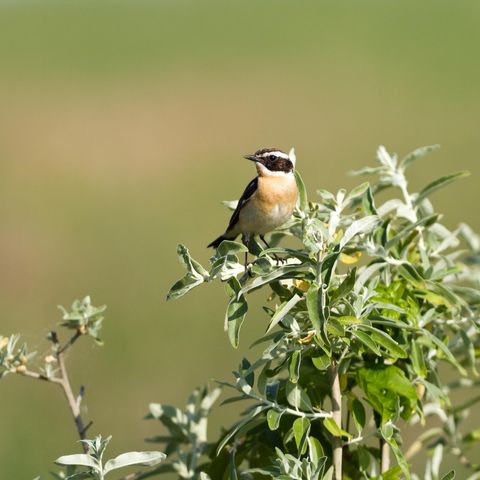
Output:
208,148,298,256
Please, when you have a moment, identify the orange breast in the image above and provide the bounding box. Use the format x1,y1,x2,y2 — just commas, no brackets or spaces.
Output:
256,175,298,213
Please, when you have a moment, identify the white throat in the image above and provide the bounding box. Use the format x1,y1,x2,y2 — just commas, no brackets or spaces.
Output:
256,162,294,178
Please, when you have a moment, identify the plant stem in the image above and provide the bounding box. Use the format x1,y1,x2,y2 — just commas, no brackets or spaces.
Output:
50,331,90,452
19,369,62,384
329,362,342,480
18,330,91,453
381,438,390,473
58,329,83,355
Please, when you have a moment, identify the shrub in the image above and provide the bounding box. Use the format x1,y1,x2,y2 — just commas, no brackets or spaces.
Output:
2,145,479,480
164,145,480,479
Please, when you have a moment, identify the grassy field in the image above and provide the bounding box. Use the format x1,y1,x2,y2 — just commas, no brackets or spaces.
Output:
0,1,479,477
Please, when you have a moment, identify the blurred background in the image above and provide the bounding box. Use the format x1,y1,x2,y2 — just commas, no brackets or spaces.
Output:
1,0,479,477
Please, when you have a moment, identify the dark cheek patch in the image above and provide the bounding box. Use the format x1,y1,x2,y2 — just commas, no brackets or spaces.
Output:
265,158,293,172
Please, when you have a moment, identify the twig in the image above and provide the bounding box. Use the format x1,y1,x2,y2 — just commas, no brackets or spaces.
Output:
58,329,83,355
18,368,62,384
16,330,90,453
246,390,332,420
329,362,342,480
49,331,89,452
81,420,94,436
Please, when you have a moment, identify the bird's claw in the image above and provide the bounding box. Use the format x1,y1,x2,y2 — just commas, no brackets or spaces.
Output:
272,254,286,265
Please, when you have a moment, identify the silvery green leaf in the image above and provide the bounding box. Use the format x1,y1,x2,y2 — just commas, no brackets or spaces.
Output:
331,268,356,303
293,417,311,454
430,443,443,478
306,284,327,340
289,147,296,167
362,185,377,215
357,325,407,358
354,262,385,293
200,387,222,411
216,240,248,257
267,409,284,431
440,472,455,480
104,451,166,474
167,244,210,300
376,145,396,168
351,330,381,356
349,165,384,177
288,350,301,383
345,182,369,204
210,254,244,281
340,215,380,249
459,223,480,252
65,473,94,480
415,171,470,205
381,427,410,479
221,200,238,211
294,169,308,212
54,455,98,470
386,214,439,249
216,405,267,454
322,417,350,439
399,144,440,171
316,188,336,203
352,399,366,433
166,274,206,301
239,264,308,296
177,244,209,278
286,382,313,411
420,329,467,375
322,466,334,480
266,294,301,333
377,199,404,217
225,277,248,348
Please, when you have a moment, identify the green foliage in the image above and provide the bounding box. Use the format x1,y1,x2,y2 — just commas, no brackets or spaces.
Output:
53,435,165,480
58,295,106,344
1,296,105,380
0,333,33,377
167,145,480,479
145,386,221,479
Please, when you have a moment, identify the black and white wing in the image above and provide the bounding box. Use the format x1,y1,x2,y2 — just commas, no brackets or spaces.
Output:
225,177,258,233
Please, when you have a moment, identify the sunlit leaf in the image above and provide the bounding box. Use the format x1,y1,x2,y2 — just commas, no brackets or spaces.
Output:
104,452,165,474
399,144,440,171
267,409,284,431
294,169,308,212
286,382,313,411
293,417,311,454
415,171,470,204
225,277,248,348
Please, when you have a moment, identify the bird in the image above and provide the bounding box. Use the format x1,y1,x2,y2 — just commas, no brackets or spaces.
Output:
207,147,298,265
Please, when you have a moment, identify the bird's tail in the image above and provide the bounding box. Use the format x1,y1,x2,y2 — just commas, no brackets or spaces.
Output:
207,233,237,249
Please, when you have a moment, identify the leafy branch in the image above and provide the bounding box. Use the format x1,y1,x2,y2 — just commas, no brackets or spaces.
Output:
1,296,105,451
165,145,480,479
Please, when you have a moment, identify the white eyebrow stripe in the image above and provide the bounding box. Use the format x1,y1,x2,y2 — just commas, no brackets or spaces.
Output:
259,151,289,159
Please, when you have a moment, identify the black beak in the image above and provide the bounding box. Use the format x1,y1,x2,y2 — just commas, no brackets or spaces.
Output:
244,154,263,164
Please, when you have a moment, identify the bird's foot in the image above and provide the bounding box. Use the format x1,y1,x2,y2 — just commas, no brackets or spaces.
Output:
272,254,287,265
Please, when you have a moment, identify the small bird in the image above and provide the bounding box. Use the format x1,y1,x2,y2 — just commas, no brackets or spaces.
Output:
208,148,298,261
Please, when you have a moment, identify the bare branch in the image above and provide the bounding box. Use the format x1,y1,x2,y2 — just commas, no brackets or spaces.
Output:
381,438,390,473
17,369,62,384
58,329,83,355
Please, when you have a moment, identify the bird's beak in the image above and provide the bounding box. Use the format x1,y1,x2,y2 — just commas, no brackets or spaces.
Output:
244,154,263,164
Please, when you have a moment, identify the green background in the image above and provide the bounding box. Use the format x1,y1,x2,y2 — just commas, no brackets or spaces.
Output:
0,1,479,477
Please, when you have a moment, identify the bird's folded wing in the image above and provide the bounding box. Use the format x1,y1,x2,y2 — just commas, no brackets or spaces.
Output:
226,177,258,232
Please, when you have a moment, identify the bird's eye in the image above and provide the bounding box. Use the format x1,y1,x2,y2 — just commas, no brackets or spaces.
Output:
269,155,277,161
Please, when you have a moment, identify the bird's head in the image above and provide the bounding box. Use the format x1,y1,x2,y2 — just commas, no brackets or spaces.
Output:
244,147,296,177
